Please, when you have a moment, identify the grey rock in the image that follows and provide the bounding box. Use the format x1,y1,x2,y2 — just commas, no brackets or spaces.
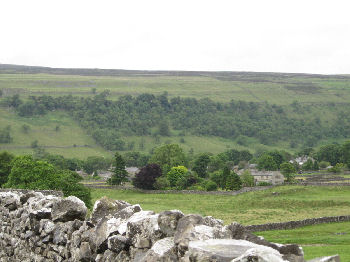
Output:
91,197,131,225
141,237,178,262
108,235,130,253
79,242,94,262
127,210,161,248
52,196,87,222
158,210,184,237
187,239,286,262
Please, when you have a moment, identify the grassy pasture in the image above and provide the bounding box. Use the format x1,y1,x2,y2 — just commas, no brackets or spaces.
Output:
90,185,350,259
257,222,350,260
90,186,350,225
1,73,350,105
0,108,112,159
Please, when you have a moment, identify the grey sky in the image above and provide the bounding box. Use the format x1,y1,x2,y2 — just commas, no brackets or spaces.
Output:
1,0,349,74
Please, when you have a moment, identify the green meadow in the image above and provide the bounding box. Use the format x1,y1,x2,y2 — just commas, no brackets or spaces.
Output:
1,72,350,104
90,186,350,225
258,222,350,260
90,185,350,260
0,108,111,159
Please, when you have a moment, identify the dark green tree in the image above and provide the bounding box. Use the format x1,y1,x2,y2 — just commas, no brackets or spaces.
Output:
0,126,13,144
158,120,170,136
21,124,30,134
3,155,91,207
280,162,296,182
221,165,231,189
302,159,314,171
149,144,186,174
342,141,350,168
225,171,242,191
257,154,278,170
240,169,255,187
192,153,211,178
0,152,14,186
109,153,128,185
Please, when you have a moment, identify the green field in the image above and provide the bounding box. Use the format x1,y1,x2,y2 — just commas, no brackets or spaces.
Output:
90,185,350,260
258,222,350,260
1,70,350,105
0,108,111,159
90,186,350,225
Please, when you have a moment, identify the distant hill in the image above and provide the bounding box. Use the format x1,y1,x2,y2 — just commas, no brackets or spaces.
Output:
1,63,350,158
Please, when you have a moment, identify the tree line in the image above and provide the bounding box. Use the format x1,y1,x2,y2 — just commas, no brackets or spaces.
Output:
2,93,350,149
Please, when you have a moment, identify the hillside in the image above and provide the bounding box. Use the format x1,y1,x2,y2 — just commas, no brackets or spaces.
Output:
1,64,350,104
1,64,350,158
0,108,111,159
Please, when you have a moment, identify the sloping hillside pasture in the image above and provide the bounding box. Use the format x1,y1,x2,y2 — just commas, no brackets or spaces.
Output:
1,72,350,104
0,108,111,159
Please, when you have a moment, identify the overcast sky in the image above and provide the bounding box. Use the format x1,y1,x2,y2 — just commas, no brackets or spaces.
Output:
1,0,349,74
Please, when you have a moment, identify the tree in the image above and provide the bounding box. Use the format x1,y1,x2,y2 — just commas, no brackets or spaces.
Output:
0,152,14,186
257,154,278,171
83,156,110,175
241,169,255,187
166,166,188,188
133,163,162,190
3,155,92,207
302,159,314,171
0,126,13,144
225,171,242,191
343,141,350,168
158,120,170,136
280,162,296,182
124,151,150,167
31,140,39,148
192,153,211,178
149,144,186,174
316,144,343,166
221,166,231,189
21,124,30,134
109,153,128,185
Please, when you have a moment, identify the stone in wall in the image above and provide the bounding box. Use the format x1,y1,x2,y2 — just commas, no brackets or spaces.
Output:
0,190,341,262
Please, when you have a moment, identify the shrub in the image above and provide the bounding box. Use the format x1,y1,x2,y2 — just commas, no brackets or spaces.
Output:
257,181,272,186
154,176,170,190
225,172,242,191
205,180,218,191
166,166,188,188
329,163,345,173
187,184,205,191
319,161,331,169
240,169,255,187
4,156,92,208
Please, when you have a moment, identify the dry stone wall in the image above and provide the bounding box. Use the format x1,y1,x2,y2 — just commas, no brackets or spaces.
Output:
0,190,340,262
246,215,350,232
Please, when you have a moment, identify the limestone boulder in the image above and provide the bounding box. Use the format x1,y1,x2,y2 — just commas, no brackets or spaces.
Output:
127,210,162,248
91,197,131,225
141,237,178,262
158,210,184,237
0,192,21,211
51,196,87,222
231,246,288,262
185,239,286,262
